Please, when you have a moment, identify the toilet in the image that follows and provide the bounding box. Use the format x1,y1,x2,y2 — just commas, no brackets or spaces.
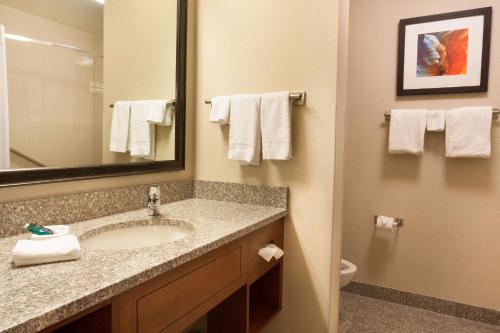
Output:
340,259,357,288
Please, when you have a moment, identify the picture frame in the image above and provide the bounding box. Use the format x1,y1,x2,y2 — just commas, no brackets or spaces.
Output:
397,7,492,96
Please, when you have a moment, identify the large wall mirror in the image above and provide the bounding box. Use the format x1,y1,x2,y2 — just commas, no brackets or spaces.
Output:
0,0,186,186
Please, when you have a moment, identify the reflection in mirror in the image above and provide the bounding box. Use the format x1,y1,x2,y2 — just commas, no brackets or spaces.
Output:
0,0,177,171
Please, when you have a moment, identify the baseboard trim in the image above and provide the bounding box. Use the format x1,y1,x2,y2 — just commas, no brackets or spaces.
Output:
342,281,500,326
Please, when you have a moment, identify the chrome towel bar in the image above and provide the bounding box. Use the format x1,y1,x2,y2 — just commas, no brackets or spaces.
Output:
109,99,176,108
204,91,307,106
384,108,500,120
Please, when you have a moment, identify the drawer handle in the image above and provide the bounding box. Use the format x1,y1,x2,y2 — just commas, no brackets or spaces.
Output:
258,243,284,262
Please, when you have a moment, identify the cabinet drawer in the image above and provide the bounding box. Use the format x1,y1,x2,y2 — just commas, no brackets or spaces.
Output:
137,247,241,333
247,220,284,283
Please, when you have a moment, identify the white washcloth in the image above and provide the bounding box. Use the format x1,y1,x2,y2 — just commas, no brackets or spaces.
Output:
389,109,427,155
228,94,261,165
446,106,492,158
210,96,230,125
11,235,81,267
146,100,173,126
109,101,131,153
130,101,156,159
426,109,446,132
261,91,292,160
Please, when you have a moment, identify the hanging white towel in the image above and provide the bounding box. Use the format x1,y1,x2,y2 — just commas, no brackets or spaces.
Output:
210,96,231,125
261,91,292,160
11,235,81,267
146,100,173,126
388,109,427,155
130,101,156,159
426,109,446,132
228,94,261,165
446,106,492,158
0,25,9,169
109,101,131,153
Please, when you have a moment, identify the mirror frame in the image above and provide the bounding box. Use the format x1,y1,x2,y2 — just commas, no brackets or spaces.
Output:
0,0,187,187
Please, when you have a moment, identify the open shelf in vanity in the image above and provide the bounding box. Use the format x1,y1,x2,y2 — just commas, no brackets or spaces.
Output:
41,219,284,333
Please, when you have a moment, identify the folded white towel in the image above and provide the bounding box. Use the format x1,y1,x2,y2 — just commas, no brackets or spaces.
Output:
228,94,262,165
130,101,156,159
109,101,131,153
210,96,230,125
261,91,292,160
146,100,173,127
11,235,81,267
388,109,427,155
31,225,70,240
446,106,492,158
426,109,446,132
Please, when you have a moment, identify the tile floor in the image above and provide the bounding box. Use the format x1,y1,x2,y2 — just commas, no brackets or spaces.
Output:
339,292,500,333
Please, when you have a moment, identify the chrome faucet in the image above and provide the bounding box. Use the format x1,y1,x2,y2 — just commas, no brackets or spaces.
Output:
147,186,161,216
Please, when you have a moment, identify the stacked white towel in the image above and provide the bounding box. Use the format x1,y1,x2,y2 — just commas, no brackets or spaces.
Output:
210,96,231,125
109,101,131,153
261,91,292,160
445,106,492,158
11,234,81,267
130,101,156,159
228,94,262,165
388,109,427,155
426,109,446,132
146,100,173,127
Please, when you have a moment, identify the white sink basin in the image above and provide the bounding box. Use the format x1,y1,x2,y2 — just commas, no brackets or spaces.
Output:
81,219,193,250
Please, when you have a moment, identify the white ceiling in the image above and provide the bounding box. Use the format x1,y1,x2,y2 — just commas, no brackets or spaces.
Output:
0,0,103,34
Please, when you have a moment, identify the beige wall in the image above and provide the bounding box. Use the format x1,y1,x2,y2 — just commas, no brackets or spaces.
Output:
103,0,177,163
194,0,339,331
0,4,101,168
342,0,500,310
0,1,196,203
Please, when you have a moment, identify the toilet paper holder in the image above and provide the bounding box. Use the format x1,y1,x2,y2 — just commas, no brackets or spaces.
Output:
373,215,404,227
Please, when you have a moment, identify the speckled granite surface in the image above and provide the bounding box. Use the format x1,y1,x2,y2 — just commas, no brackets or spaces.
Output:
340,292,500,333
194,180,288,209
0,199,287,333
343,281,500,325
0,180,194,238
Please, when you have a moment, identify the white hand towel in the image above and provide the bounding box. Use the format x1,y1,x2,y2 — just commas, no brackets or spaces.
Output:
130,101,156,159
109,101,131,153
426,109,446,132
146,100,173,126
210,96,230,125
261,91,292,160
445,106,492,158
11,235,81,267
388,109,427,155
228,94,261,165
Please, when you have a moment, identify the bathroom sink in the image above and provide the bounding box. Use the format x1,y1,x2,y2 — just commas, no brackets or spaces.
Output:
80,219,193,250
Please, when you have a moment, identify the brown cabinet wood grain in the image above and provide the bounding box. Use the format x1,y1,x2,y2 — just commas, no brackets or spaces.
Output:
43,219,284,333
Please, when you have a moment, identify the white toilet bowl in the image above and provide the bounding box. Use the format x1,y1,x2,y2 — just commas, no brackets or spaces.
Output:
340,259,357,288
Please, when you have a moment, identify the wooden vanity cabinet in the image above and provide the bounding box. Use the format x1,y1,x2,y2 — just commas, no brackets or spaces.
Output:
43,218,284,333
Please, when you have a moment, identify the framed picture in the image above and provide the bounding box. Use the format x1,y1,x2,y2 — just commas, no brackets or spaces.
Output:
397,7,492,96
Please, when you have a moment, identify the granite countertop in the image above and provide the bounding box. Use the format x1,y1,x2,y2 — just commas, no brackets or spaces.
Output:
0,198,287,333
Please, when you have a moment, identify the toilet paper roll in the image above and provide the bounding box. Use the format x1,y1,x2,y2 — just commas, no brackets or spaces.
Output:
258,243,284,262
376,216,395,231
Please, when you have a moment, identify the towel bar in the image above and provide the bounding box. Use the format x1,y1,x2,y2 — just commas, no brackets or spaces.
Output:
384,108,500,121
204,91,307,106
109,99,176,109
